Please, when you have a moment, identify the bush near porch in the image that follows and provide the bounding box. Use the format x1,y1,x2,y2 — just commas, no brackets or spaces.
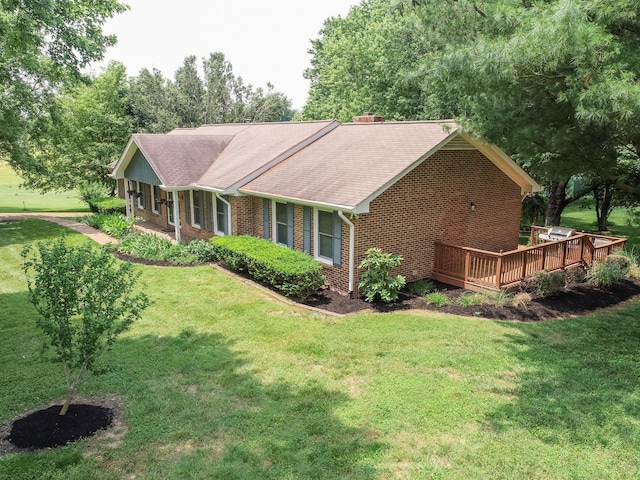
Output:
211,235,325,300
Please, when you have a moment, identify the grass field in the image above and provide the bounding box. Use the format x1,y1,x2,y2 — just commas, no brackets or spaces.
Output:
1,219,640,479
0,162,89,213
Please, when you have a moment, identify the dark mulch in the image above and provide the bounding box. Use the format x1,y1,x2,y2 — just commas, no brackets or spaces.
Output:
0,398,123,457
8,404,112,449
303,278,640,321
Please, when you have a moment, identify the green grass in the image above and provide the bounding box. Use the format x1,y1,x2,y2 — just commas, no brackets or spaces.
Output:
2,219,640,479
0,162,89,213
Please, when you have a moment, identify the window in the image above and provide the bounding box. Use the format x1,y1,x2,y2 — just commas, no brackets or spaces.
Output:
191,190,202,228
152,185,160,214
167,192,175,225
215,195,229,235
317,210,334,262
275,202,288,245
314,209,342,266
136,181,145,209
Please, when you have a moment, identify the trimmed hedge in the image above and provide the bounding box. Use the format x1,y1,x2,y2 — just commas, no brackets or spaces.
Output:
211,235,325,300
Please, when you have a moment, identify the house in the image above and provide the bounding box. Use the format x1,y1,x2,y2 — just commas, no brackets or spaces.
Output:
110,114,542,295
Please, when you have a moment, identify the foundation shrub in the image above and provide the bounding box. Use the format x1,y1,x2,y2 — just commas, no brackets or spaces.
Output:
521,270,566,297
424,292,452,307
512,292,533,309
406,279,436,296
358,247,406,303
211,235,325,299
565,266,587,286
81,213,134,239
588,257,629,289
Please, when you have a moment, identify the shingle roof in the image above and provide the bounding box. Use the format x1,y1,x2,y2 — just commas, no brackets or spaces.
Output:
240,120,459,210
133,134,231,187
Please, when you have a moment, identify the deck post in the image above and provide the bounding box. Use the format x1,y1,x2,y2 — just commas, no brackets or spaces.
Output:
561,241,568,269
496,251,503,289
464,251,471,283
521,251,528,282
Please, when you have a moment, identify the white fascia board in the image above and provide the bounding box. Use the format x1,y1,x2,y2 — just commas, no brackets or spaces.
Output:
193,184,225,193
237,190,356,213
461,133,543,194
224,120,341,192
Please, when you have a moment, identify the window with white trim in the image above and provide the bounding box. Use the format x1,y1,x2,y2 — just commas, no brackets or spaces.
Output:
275,201,289,246
215,195,230,235
316,210,334,263
152,185,160,214
167,192,175,225
136,181,145,209
191,190,203,228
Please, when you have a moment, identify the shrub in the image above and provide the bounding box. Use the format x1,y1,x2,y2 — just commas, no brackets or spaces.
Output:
615,248,640,278
78,182,108,212
456,292,491,307
406,279,436,296
186,240,218,263
118,233,196,264
512,292,533,309
211,235,325,300
565,266,587,286
92,196,126,214
358,247,406,303
80,213,134,239
587,258,629,289
425,292,452,307
521,270,566,297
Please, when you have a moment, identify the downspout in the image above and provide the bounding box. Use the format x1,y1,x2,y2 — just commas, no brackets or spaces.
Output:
173,193,181,243
215,193,232,234
338,211,355,298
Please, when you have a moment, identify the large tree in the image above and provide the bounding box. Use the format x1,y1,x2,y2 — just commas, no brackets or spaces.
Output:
29,62,133,192
302,0,429,122
1,0,128,178
415,0,640,225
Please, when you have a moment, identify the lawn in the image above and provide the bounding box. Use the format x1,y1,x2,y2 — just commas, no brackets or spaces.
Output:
1,219,640,479
0,162,89,213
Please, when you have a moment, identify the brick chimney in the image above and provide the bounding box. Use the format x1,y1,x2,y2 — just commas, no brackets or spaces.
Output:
352,112,384,123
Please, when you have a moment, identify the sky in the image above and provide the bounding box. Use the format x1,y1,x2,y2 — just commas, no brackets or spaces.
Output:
95,0,360,110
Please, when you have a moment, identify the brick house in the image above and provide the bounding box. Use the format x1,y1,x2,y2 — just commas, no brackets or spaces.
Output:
111,115,541,295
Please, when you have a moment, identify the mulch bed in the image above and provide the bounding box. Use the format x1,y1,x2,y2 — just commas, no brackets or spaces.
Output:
304,278,640,321
0,397,124,456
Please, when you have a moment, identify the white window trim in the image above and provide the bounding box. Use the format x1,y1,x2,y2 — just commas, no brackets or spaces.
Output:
151,185,160,214
214,194,231,236
272,200,288,246
314,208,334,265
167,192,175,226
191,190,202,228
136,181,144,209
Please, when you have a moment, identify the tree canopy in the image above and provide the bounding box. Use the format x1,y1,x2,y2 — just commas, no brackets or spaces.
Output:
1,0,128,177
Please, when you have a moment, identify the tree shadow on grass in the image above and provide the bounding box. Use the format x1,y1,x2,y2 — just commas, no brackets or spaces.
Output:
488,303,640,448
2,328,384,479
0,219,82,248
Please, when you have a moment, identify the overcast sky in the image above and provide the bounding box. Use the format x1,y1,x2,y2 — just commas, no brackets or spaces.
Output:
94,0,360,110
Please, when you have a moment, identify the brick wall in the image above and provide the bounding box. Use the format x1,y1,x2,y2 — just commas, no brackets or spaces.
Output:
351,149,522,293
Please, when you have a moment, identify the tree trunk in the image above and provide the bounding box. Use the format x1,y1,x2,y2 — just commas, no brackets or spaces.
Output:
545,179,568,226
59,388,73,416
595,183,614,232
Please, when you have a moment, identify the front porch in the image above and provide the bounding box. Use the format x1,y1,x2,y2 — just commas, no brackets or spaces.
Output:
432,226,627,292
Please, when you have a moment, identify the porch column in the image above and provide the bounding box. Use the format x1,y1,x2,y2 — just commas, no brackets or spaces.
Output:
173,193,181,243
125,179,132,220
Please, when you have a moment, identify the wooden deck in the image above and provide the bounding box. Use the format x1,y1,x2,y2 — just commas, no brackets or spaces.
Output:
432,226,627,292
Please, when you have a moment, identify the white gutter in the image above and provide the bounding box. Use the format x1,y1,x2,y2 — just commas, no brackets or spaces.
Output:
215,193,232,235
337,211,355,297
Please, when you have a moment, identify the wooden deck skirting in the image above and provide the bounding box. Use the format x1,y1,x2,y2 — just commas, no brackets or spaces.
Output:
432,227,627,292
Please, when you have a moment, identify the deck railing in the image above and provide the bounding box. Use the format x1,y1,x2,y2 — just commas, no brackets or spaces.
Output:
433,228,627,291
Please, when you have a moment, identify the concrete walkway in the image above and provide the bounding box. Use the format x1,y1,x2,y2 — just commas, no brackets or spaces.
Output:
0,213,118,245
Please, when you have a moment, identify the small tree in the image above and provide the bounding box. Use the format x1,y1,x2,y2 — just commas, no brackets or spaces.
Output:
21,237,150,415
358,247,406,303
